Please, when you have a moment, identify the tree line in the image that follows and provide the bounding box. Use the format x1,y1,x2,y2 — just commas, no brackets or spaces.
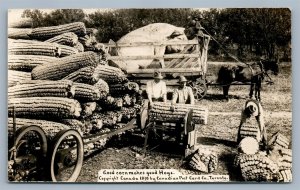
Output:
22,8,291,61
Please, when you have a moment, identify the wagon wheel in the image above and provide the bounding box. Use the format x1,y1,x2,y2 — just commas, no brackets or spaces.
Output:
8,125,48,181
50,129,84,182
137,100,149,130
191,79,207,100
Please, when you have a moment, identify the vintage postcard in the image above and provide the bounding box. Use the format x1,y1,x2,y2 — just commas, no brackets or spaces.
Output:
7,8,292,183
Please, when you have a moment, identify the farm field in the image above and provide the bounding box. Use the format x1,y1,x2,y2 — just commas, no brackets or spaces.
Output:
76,62,292,182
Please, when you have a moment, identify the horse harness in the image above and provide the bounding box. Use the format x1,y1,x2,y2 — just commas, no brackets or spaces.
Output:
246,61,274,84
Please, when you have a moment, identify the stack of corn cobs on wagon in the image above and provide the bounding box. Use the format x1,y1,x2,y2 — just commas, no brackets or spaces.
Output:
234,132,292,182
8,21,142,155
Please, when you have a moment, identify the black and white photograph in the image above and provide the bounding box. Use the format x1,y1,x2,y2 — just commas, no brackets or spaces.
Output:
7,8,292,183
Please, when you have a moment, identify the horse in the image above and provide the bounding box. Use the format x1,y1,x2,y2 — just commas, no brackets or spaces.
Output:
217,59,279,101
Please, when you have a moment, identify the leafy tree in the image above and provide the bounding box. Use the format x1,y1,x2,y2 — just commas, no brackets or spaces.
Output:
22,8,291,61
22,9,86,27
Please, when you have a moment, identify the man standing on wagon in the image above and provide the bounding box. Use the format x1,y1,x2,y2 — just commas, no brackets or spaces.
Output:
146,70,167,109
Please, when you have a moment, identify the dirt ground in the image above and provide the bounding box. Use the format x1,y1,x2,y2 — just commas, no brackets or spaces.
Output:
76,62,292,182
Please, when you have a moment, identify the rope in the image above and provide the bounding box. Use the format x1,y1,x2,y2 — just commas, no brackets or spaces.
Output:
201,29,274,85
202,28,250,67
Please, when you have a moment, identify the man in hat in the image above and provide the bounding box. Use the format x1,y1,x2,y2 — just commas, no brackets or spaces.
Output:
191,15,208,38
171,76,195,111
237,99,267,149
170,76,195,146
146,71,167,109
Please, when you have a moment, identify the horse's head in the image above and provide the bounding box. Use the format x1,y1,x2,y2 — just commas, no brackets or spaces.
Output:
262,59,279,75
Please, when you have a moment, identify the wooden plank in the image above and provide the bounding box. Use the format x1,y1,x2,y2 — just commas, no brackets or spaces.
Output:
186,60,199,68
107,53,199,61
126,67,202,74
166,44,194,68
196,42,202,69
172,59,198,78
138,79,179,86
103,40,198,47
207,82,252,86
173,48,198,68
184,58,198,68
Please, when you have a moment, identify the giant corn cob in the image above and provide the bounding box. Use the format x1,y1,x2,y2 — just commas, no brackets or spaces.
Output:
8,39,61,57
8,18,33,28
238,137,259,155
149,102,208,125
189,148,218,173
122,94,136,107
109,82,139,96
268,148,292,171
29,22,86,40
91,111,122,127
277,169,292,182
8,28,32,39
81,102,97,117
92,65,128,84
268,132,290,149
8,55,58,72
79,35,97,48
93,79,109,97
74,42,84,52
63,66,98,84
8,70,31,87
73,82,101,101
60,119,85,135
45,32,78,46
235,153,279,181
239,124,261,142
8,80,75,98
8,97,82,119
78,117,102,135
59,44,79,57
120,106,139,123
7,118,82,138
99,96,123,110
31,52,100,80
85,43,105,53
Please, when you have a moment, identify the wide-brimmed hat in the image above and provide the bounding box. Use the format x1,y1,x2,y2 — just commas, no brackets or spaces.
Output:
178,76,188,83
244,101,259,116
153,71,163,79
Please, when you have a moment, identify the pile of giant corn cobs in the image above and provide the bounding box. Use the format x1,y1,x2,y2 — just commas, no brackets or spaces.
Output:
188,148,218,173
8,20,141,154
234,133,292,182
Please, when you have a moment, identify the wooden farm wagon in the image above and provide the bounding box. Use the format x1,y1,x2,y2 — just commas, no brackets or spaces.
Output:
8,106,138,182
105,36,211,100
